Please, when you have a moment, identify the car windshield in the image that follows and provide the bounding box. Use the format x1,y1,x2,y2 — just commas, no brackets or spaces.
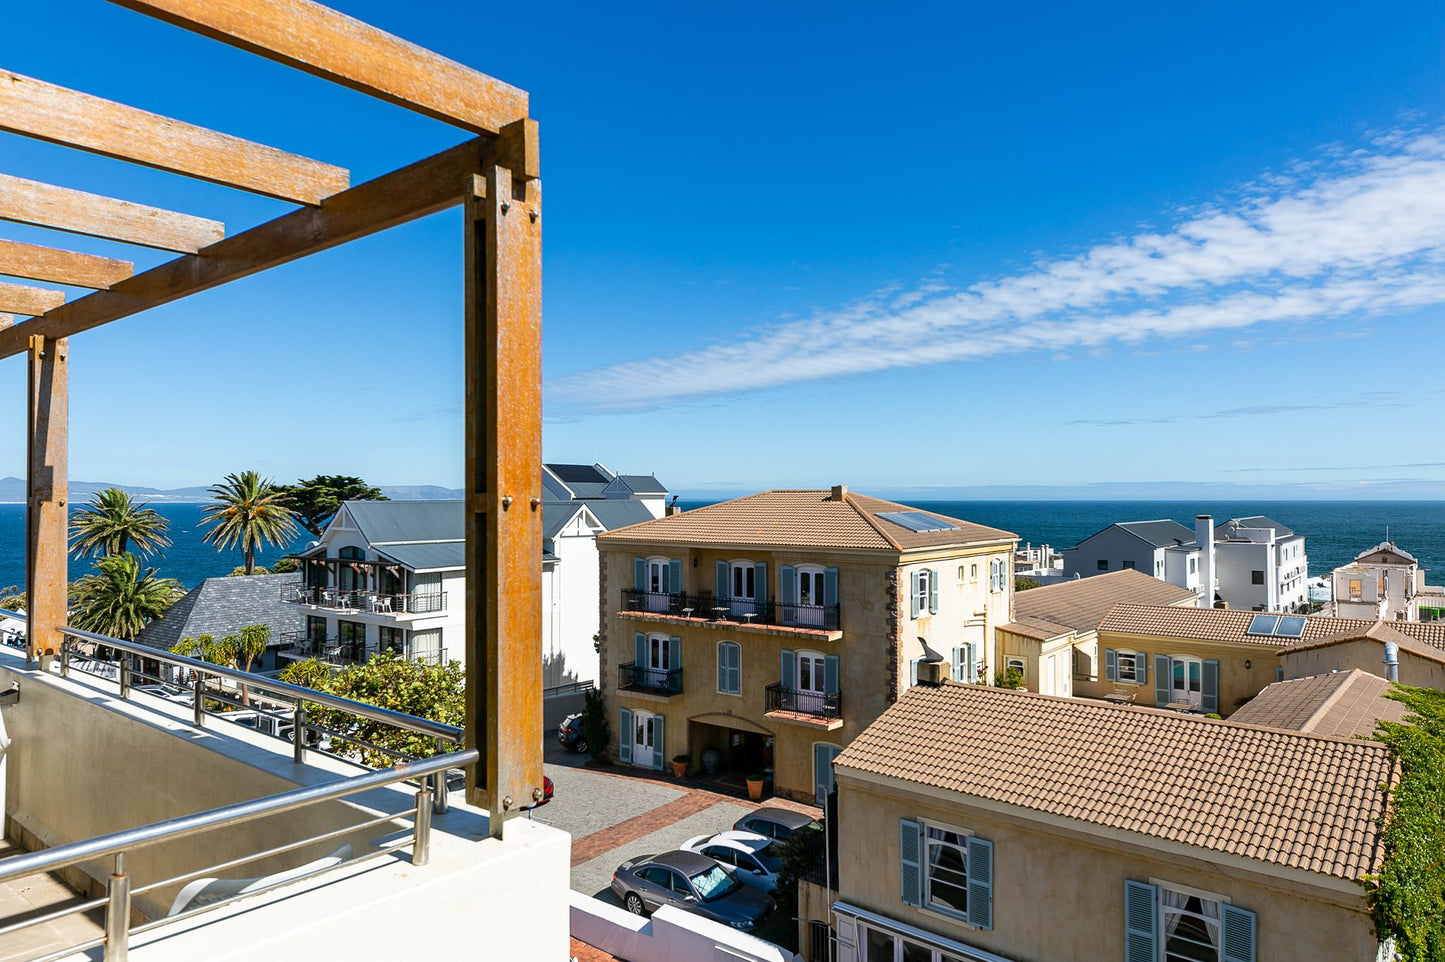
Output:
689,864,740,901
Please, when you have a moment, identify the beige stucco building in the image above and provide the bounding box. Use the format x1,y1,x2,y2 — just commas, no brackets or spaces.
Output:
813,682,1393,962
594,487,1017,802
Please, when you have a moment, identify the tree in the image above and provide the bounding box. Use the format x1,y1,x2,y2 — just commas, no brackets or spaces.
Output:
273,475,387,538
70,553,183,641
279,651,463,766
69,487,172,560
171,633,230,666
579,687,611,763
200,471,300,576
1015,576,1041,591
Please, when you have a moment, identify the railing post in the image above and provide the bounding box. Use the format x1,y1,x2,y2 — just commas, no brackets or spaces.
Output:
192,673,205,728
433,736,450,814
412,784,432,866
104,852,129,962
59,638,68,678
293,704,307,765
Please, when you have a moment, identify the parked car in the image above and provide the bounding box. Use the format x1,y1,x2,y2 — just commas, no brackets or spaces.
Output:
134,684,195,706
732,807,822,841
556,713,587,753
681,830,782,893
226,710,332,752
522,775,555,810
611,850,772,931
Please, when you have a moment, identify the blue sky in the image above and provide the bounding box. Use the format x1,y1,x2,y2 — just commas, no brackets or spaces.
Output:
3,2,1445,498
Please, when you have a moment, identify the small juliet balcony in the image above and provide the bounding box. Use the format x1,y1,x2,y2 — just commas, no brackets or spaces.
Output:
617,661,683,697
620,589,841,637
281,585,447,616
765,683,843,730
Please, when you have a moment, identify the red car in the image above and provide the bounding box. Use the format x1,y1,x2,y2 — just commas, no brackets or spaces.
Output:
523,775,555,810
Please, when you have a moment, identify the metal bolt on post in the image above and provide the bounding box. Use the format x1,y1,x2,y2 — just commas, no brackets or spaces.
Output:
104,852,130,962
412,785,433,867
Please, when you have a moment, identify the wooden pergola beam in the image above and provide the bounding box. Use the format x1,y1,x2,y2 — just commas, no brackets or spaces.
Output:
0,238,132,289
0,138,486,359
0,314,14,330
0,281,64,316
0,69,349,205
0,173,225,253
109,0,529,135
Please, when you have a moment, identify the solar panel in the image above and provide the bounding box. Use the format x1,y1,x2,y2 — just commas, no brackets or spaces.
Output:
1274,616,1306,638
877,511,957,533
1246,614,1280,636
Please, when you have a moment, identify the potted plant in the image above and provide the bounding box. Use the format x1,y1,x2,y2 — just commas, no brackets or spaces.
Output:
746,772,766,801
671,753,690,778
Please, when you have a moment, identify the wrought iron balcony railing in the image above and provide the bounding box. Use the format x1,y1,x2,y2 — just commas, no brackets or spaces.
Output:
618,661,683,695
766,683,842,719
621,589,839,631
281,585,447,615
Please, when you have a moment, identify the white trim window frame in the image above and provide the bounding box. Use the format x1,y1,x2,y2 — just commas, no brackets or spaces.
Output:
1116,649,1142,685
1153,878,1230,962
922,821,972,920
913,569,931,619
731,560,757,601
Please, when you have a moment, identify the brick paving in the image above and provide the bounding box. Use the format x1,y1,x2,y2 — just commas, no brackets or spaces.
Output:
570,936,620,962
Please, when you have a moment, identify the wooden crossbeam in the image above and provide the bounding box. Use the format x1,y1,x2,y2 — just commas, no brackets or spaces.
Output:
0,314,14,330
0,238,132,289
110,0,529,135
0,281,64,316
0,69,349,205
0,138,486,359
0,174,224,253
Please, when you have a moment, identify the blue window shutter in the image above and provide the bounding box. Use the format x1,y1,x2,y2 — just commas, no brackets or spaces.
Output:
781,565,796,605
618,708,632,764
781,649,796,688
824,567,839,608
652,714,665,771
899,819,922,907
1154,655,1171,707
1138,653,1147,686
717,643,727,691
1124,880,1157,962
1202,659,1220,714
966,836,993,930
1221,904,1257,962
754,563,768,604
724,643,740,693
634,557,646,591
909,659,919,687
928,569,940,614
668,637,682,690
669,559,681,594
910,571,921,619
1105,648,1118,682
634,632,646,668
824,654,839,695
716,560,729,599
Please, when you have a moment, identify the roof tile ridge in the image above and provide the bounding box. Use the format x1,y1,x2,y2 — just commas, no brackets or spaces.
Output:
843,492,901,550
1295,670,1367,734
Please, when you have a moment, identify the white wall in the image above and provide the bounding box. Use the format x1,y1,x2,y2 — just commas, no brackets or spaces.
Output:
900,548,1011,688
548,512,603,687
569,892,791,962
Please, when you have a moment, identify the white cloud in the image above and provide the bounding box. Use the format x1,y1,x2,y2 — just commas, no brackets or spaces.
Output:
549,127,1445,414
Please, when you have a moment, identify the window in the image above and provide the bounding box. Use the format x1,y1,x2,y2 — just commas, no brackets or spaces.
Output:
338,620,366,659
957,565,965,582
970,564,978,581
1115,649,1143,685
858,923,973,962
1170,655,1204,709
732,562,756,600
798,650,826,694
1124,880,1256,962
1156,560,1164,575
1122,560,1135,570
1189,557,1197,574
1348,578,1363,601
379,625,404,655
900,818,992,930
1160,883,1225,962
913,570,931,618
1097,559,1109,571
718,641,740,694
1251,570,1265,585
924,825,970,915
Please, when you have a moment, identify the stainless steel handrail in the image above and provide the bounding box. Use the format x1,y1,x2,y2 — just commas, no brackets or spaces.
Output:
0,613,462,743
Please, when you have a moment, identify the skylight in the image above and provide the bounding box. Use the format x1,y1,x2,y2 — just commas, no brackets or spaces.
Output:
877,511,957,533
1246,614,1307,638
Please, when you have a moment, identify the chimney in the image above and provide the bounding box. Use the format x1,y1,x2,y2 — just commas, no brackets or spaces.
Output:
1195,515,1217,608
918,660,949,686
1384,642,1399,682
830,484,848,502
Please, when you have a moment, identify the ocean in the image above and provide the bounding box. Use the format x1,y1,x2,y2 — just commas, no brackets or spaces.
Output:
1,499,1442,593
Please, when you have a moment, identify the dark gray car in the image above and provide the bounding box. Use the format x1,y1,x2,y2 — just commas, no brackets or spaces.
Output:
733,806,822,841
610,850,772,931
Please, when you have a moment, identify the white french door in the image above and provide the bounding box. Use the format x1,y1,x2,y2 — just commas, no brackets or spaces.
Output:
796,568,825,626
632,711,655,768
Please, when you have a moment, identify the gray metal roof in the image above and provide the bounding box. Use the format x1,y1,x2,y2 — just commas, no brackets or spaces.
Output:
544,462,613,484
341,500,463,544
1225,516,1297,539
542,501,587,541
564,482,609,499
1115,520,1198,548
135,573,302,652
613,474,668,495
542,472,574,501
584,500,657,531
373,542,465,572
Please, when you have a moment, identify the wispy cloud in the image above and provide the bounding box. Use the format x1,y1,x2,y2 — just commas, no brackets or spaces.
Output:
549,126,1445,414
1068,398,1405,427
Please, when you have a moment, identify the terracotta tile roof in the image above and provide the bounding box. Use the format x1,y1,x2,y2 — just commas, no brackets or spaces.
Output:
1229,670,1409,739
1101,604,1445,654
1279,622,1445,666
597,489,1016,551
834,683,1393,881
1014,570,1198,633
999,616,1074,640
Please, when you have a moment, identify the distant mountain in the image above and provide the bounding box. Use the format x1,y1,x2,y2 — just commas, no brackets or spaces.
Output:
0,478,464,503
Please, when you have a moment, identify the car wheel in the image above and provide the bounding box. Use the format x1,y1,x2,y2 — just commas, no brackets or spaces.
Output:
574,738,588,754
625,893,645,916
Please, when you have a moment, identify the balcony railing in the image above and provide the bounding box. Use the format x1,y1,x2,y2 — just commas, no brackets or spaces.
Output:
618,661,683,695
766,683,841,719
621,589,840,631
280,631,447,667
281,585,447,615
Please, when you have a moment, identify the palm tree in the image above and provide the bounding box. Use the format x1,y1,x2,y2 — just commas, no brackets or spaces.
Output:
69,487,172,560
70,553,183,641
200,471,300,576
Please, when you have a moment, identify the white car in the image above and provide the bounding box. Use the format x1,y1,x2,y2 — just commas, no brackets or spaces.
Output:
681,831,783,894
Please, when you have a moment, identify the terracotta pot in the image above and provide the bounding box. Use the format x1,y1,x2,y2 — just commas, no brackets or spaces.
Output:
671,760,688,778
746,778,764,801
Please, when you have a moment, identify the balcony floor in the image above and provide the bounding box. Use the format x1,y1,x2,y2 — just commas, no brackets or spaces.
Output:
0,843,104,962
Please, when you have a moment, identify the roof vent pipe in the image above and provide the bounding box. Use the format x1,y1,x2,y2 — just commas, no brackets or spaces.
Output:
1384,642,1399,683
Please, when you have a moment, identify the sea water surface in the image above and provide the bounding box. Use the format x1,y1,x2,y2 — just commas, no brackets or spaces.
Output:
2,500,1443,593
